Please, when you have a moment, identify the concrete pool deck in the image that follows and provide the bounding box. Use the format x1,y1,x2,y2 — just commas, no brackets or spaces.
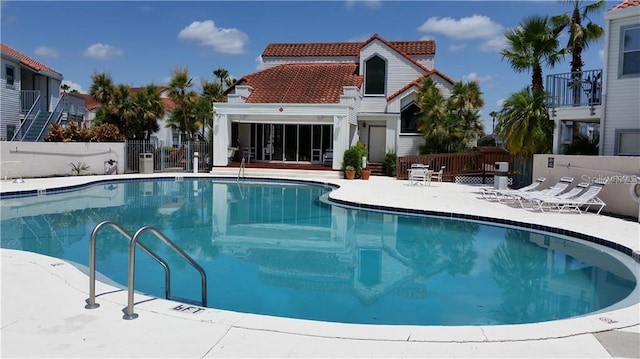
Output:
1,173,639,358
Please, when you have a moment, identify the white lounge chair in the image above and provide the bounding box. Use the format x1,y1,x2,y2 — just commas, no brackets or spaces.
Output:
538,179,608,214
409,164,431,185
481,177,546,201
512,177,574,205
522,181,590,211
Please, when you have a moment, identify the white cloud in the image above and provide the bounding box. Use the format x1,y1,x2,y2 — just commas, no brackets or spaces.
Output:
83,43,123,60
178,20,248,54
418,15,507,54
480,36,507,53
462,72,493,83
34,46,59,58
61,80,84,93
418,15,504,40
496,98,505,108
346,0,382,9
419,35,435,41
449,44,466,53
255,56,264,71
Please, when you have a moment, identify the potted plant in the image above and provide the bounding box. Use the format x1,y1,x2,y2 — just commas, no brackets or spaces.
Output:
361,161,371,180
344,165,356,179
342,142,368,179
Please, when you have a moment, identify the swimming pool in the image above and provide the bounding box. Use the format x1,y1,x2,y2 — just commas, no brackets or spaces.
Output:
1,178,637,326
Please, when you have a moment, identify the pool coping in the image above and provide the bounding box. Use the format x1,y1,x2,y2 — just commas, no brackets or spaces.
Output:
1,173,639,344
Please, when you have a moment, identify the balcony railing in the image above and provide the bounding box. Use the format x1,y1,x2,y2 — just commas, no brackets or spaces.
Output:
20,90,41,113
546,69,602,112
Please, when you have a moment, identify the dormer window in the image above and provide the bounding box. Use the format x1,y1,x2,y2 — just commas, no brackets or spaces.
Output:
401,102,421,133
364,55,386,95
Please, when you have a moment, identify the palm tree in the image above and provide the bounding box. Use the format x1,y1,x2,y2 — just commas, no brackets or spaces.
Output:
416,77,448,152
496,88,553,158
448,81,485,145
213,67,230,88
110,84,136,138
168,67,196,141
89,72,114,107
133,84,165,140
60,83,70,93
501,15,565,93
552,0,605,104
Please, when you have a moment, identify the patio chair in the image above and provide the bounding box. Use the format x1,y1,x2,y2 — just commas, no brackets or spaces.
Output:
537,179,608,214
430,166,445,186
521,181,590,211
409,164,431,185
510,177,574,204
481,177,546,201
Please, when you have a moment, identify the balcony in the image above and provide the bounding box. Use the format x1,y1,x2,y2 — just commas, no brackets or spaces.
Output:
546,69,602,117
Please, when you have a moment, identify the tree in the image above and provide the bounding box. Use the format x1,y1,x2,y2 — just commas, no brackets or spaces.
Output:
552,0,605,104
213,67,230,88
448,80,485,146
90,72,115,107
500,15,565,93
60,83,70,93
495,88,553,158
416,77,448,153
133,84,165,140
110,84,137,138
167,67,197,141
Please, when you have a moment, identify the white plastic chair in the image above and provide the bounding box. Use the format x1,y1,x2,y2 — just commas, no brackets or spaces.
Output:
409,164,430,185
429,166,445,185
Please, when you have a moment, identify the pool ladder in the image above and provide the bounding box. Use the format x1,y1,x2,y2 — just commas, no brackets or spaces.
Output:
85,221,207,320
237,157,246,182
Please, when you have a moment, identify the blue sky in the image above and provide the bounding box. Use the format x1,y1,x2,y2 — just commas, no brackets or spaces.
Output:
1,0,611,133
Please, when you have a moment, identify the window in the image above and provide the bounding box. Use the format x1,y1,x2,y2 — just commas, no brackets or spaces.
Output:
6,124,16,141
621,26,640,76
615,129,640,156
364,55,386,95
5,65,15,86
401,103,421,133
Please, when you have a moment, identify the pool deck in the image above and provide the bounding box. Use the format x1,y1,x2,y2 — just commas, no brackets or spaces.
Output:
1,173,639,358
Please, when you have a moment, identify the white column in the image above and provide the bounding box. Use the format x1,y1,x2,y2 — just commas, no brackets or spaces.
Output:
213,114,230,166
332,115,349,169
552,117,562,155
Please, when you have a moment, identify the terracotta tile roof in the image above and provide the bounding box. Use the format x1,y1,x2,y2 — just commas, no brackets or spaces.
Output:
76,93,100,111
611,0,640,10
387,69,456,101
262,34,435,57
237,63,362,104
0,43,62,79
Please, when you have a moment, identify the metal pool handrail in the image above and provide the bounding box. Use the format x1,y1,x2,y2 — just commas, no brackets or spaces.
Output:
86,221,171,310
237,157,246,181
124,225,208,320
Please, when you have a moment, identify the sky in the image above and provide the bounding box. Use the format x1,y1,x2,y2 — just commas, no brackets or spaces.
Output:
1,0,612,133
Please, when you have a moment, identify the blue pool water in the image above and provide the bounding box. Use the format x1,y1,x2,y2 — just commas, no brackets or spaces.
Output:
1,178,636,325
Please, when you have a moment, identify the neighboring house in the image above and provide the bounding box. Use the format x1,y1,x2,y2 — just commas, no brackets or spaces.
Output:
546,0,640,156
213,34,455,168
0,43,64,141
80,87,178,146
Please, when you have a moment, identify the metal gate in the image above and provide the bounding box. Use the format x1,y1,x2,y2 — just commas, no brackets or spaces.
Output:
124,140,211,173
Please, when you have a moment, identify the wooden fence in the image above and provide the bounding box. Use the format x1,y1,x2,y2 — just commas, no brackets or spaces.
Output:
397,147,513,181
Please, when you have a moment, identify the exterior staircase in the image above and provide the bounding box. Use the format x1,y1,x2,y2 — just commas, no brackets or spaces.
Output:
21,111,52,141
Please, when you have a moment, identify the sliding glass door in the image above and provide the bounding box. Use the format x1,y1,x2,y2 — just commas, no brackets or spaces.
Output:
250,123,332,163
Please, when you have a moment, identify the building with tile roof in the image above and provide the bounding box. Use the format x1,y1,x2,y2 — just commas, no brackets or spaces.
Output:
213,34,455,169
1,43,64,141
546,0,640,156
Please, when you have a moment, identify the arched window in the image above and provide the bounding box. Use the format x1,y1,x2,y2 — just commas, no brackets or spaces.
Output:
364,55,386,95
401,103,421,133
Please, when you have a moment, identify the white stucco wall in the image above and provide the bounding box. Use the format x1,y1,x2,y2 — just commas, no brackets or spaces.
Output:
0,142,125,178
532,154,640,219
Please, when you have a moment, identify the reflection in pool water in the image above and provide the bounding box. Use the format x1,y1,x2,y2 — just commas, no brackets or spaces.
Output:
0,179,636,325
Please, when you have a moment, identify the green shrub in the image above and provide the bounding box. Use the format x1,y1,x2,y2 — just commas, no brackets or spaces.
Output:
383,151,397,177
341,142,368,177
